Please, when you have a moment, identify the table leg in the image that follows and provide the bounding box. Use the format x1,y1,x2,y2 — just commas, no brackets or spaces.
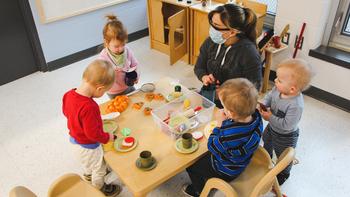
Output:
262,51,272,93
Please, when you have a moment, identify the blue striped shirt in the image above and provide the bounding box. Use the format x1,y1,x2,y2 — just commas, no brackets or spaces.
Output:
208,110,263,177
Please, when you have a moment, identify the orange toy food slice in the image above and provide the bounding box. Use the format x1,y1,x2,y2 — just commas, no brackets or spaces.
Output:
132,102,144,110
154,93,164,101
143,107,152,116
145,93,155,102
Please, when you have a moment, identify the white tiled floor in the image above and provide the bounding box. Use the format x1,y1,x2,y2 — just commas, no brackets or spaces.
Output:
1,37,350,197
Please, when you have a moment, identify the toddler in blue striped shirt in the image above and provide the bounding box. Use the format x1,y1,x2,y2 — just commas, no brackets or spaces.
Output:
183,78,263,197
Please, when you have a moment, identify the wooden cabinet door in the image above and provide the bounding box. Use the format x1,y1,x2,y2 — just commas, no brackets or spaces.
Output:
148,0,165,43
193,10,209,60
168,9,187,65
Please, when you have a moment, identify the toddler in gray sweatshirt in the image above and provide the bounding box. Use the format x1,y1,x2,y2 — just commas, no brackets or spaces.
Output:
259,58,313,185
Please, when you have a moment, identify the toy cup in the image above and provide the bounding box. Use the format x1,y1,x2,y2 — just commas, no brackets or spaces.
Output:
182,133,193,149
272,36,281,48
139,151,153,168
125,70,137,86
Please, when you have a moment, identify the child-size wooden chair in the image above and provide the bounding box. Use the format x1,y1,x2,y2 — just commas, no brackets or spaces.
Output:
9,186,37,197
10,173,106,197
200,146,295,197
47,173,105,197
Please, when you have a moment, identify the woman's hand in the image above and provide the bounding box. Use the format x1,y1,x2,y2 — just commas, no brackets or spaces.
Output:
201,74,216,86
215,80,220,89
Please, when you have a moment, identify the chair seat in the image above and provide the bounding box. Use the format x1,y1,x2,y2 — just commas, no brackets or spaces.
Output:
48,173,106,197
9,186,37,197
231,161,270,197
52,181,105,197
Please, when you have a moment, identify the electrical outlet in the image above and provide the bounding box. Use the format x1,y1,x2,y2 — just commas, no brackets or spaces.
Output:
294,35,304,49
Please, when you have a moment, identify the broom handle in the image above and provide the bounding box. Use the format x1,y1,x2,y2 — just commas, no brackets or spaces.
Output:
293,23,306,58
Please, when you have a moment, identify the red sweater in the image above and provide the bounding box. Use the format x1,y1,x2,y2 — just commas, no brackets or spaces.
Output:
62,89,109,144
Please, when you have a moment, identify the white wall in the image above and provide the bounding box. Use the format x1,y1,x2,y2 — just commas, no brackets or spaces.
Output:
270,0,350,100
28,0,148,62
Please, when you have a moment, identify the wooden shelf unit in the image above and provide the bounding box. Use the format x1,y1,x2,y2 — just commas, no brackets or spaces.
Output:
147,0,195,65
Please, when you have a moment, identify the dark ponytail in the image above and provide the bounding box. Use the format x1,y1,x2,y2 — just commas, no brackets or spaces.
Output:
242,7,257,44
208,4,258,44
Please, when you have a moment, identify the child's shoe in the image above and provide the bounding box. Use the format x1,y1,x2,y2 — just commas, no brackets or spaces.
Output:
83,174,91,183
277,172,290,185
182,184,199,197
100,183,122,197
292,158,300,165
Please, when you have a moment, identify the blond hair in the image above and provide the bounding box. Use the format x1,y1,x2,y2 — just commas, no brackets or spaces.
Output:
83,60,115,87
218,78,258,118
277,58,313,91
103,15,128,44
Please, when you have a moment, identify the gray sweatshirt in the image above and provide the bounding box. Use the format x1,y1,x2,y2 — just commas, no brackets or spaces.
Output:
263,87,304,134
194,37,262,90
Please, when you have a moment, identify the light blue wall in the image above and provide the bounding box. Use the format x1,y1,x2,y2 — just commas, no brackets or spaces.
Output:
28,0,148,62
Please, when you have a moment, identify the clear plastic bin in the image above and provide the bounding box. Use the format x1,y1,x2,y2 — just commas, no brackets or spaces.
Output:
152,89,215,139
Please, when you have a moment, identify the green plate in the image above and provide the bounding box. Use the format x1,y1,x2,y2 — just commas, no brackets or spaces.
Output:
135,157,157,171
114,137,138,152
175,138,199,154
103,119,118,134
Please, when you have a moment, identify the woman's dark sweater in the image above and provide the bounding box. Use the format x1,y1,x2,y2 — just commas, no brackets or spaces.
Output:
194,37,262,90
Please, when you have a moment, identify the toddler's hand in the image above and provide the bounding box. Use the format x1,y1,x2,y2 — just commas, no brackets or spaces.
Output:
215,109,227,127
109,133,115,142
257,102,267,112
259,108,272,121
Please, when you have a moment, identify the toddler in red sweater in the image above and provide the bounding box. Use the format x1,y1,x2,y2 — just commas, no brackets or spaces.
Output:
62,59,121,196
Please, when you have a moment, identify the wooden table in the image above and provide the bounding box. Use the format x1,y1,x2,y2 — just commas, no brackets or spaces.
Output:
100,78,211,197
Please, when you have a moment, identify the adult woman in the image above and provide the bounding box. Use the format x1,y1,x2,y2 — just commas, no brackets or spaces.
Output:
194,4,262,106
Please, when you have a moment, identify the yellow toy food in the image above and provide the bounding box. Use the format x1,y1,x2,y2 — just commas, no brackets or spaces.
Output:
183,99,191,109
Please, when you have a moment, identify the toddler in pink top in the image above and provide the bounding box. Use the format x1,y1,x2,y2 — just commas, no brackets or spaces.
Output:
98,15,139,99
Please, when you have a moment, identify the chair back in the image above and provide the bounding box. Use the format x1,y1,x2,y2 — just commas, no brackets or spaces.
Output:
9,186,37,197
201,146,272,197
200,146,295,197
48,173,81,196
230,146,273,196
250,147,295,197
241,0,268,15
